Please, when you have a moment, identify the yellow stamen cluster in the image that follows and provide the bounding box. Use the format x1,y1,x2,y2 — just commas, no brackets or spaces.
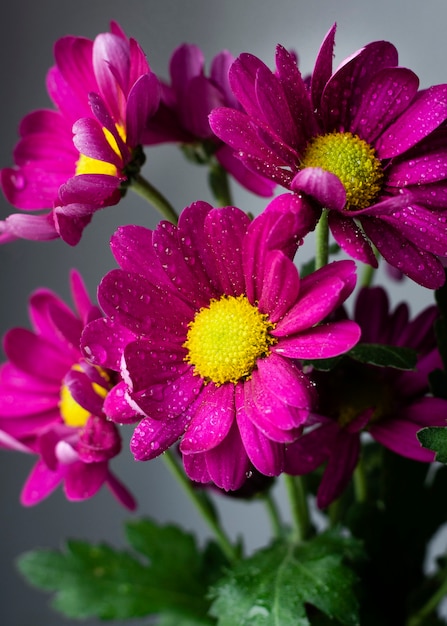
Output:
183,295,277,385
301,131,384,210
75,124,126,177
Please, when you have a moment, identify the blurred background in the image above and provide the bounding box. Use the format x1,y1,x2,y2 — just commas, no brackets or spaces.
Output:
1,0,446,623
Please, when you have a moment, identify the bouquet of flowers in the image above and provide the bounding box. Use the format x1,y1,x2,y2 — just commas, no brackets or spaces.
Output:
1,19,447,625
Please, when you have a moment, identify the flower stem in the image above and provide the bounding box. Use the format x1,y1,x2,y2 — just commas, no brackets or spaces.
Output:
407,574,447,626
208,160,234,206
261,490,284,539
315,210,329,270
360,262,376,288
162,450,238,563
353,457,368,503
283,474,311,543
130,174,179,224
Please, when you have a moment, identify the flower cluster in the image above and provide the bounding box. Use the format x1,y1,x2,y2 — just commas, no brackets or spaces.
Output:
2,19,447,626
0,270,136,508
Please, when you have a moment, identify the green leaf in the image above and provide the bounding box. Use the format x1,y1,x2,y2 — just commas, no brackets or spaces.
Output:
417,426,447,463
17,518,222,621
209,531,360,626
303,343,417,372
348,343,417,370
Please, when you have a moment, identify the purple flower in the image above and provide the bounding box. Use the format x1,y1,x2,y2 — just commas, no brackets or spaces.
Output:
0,270,136,509
209,25,447,288
285,286,447,509
0,22,160,245
81,195,360,491
143,43,275,197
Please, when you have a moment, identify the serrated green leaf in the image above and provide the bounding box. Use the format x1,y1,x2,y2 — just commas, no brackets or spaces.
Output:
209,532,360,626
348,343,417,370
17,519,216,621
417,427,447,463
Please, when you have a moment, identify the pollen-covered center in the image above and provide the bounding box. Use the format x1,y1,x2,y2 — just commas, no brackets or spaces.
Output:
301,131,384,210
183,295,277,385
75,124,126,177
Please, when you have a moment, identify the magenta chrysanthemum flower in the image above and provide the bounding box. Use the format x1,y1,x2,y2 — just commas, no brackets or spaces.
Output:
0,21,159,245
81,195,360,491
285,286,447,509
209,25,447,288
0,271,136,509
143,43,275,197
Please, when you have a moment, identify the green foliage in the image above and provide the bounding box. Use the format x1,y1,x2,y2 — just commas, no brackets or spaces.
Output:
417,427,447,463
17,518,226,622
304,342,418,371
209,530,361,626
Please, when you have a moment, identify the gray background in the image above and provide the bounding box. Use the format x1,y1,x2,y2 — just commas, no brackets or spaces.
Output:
0,1,446,623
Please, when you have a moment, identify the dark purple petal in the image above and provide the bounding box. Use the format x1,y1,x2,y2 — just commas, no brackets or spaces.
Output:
370,417,435,462
126,73,161,146
275,45,318,150
229,53,270,120
215,145,276,197
77,415,121,462
321,40,399,130
291,168,347,211
123,339,189,392
285,419,338,474
235,384,285,476
205,419,251,491
20,459,65,505
361,217,446,288
170,43,204,96
317,430,360,509
351,67,419,144
273,320,361,359
375,85,447,159
250,371,309,430
182,451,211,484
81,317,137,371
256,354,313,411
203,207,249,296
72,117,123,167
63,369,105,417
311,24,336,110
328,212,377,265
244,377,302,443
258,250,300,321
103,381,141,424
4,328,72,382
129,368,202,421
254,63,299,147
0,213,59,241
180,383,235,453
64,460,108,500
130,413,190,461
98,269,193,337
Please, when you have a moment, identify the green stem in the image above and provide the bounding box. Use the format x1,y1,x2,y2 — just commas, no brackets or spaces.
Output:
261,490,284,539
360,262,376,288
407,574,447,626
130,173,179,224
353,456,368,503
315,210,329,270
208,160,234,206
283,474,311,543
162,450,238,563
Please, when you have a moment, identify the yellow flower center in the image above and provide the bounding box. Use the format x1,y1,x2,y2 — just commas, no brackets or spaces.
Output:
59,365,109,428
301,131,384,210
75,124,126,177
183,295,277,385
